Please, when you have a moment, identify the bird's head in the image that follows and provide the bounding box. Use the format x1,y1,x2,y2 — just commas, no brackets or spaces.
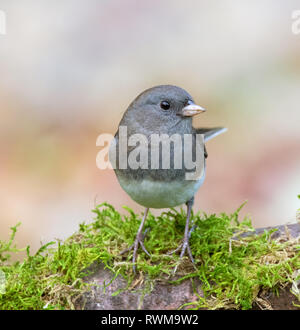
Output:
121,85,206,134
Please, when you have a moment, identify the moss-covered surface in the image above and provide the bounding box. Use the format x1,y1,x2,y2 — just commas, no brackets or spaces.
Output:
0,202,299,310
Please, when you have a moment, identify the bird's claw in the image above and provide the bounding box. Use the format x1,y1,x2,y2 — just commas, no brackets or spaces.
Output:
168,224,197,274
120,228,151,273
168,239,195,264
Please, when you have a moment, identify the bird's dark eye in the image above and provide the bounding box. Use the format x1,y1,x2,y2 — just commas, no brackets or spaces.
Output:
160,100,170,110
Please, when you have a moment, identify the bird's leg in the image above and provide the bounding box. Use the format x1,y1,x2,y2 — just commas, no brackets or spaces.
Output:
120,207,150,273
169,198,195,265
180,198,195,263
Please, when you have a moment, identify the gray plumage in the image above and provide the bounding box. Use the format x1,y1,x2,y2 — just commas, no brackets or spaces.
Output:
112,85,226,187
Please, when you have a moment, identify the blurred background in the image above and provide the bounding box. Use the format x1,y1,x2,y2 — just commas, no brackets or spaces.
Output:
0,0,299,260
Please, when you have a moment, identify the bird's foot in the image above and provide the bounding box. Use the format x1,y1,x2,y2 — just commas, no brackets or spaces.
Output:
120,228,151,273
168,239,195,263
168,225,197,273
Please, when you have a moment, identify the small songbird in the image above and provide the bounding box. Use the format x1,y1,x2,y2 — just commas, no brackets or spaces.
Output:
110,85,226,272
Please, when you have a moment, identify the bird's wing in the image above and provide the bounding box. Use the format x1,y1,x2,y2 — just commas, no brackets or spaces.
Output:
195,127,227,142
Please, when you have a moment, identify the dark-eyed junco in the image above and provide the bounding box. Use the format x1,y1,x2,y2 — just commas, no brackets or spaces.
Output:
110,85,226,272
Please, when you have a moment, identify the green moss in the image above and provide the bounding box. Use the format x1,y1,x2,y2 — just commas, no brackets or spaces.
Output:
0,202,299,310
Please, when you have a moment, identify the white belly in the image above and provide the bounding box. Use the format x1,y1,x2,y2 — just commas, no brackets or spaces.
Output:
117,172,205,208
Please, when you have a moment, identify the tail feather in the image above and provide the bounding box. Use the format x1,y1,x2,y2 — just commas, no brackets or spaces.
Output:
195,127,227,142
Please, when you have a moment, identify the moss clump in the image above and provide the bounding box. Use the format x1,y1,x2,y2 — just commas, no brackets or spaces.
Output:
0,203,299,310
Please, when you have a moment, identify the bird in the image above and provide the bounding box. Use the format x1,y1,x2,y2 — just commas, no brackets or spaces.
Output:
109,85,227,272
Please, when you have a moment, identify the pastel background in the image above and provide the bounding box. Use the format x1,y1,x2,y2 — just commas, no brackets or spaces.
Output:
0,0,299,259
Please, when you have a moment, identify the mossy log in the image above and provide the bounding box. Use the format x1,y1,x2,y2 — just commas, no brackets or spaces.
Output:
1,204,299,310
77,223,300,310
